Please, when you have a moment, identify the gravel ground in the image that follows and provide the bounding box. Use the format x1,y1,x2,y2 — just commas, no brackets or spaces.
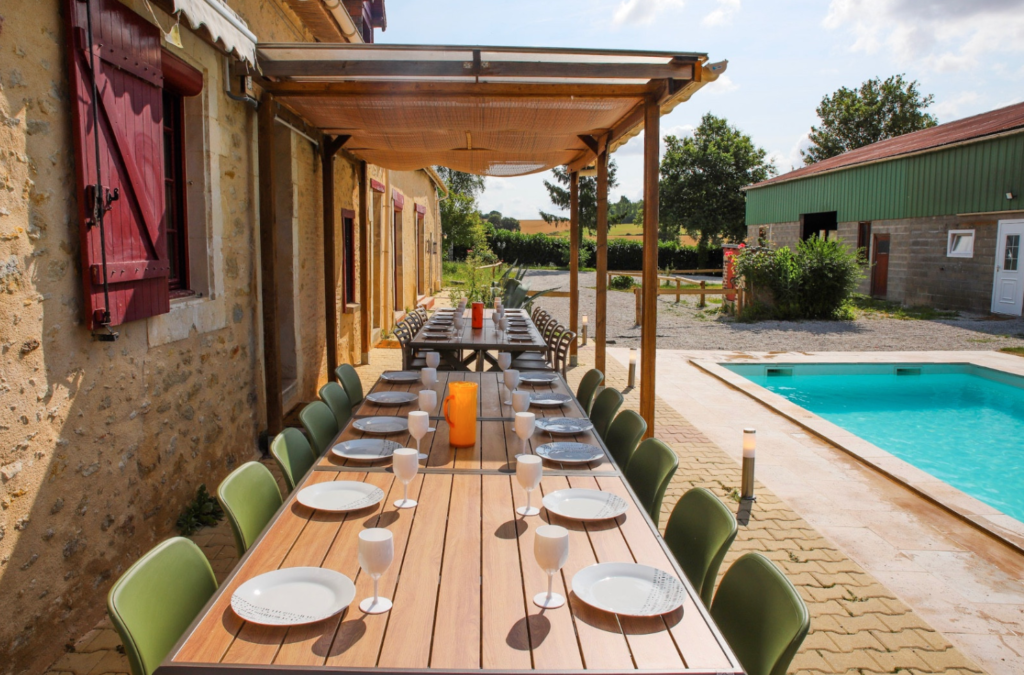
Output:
524,269,1024,351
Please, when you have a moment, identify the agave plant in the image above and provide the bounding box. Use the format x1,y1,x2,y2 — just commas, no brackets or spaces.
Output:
490,262,557,310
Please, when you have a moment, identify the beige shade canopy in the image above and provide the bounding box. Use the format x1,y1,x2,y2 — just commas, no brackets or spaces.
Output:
255,44,725,176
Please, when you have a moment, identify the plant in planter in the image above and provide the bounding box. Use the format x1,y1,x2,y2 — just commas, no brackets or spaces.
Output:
609,275,636,290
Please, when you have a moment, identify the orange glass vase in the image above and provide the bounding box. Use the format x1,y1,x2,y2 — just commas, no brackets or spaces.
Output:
443,381,478,447
471,301,484,329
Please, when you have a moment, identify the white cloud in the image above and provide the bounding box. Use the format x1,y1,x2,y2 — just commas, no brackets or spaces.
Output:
768,133,812,175
824,0,1024,72
614,125,695,156
702,0,740,26
931,91,980,120
705,73,738,94
612,0,685,26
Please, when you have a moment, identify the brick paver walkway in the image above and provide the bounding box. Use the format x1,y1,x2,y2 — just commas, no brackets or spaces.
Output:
45,344,984,675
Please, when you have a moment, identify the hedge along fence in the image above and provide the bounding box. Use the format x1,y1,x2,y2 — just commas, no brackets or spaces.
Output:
484,229,725,271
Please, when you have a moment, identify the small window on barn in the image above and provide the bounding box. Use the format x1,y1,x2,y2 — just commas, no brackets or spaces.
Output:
947,230,975,258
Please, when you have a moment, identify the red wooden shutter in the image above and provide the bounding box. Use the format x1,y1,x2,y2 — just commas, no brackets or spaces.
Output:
64,0,170,329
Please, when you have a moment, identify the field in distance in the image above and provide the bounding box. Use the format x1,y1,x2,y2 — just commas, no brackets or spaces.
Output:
518,219,697,246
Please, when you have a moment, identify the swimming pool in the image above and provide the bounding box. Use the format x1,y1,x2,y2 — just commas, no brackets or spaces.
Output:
723,363,1024,524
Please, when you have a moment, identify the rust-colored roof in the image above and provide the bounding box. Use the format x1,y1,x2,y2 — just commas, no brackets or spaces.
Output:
749,101,1024,190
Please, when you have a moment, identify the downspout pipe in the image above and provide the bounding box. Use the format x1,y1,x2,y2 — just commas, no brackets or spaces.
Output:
224,58,258,109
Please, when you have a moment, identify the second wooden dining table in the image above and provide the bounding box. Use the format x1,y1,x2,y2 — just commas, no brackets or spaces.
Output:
408,308,548,372
161,372,742,675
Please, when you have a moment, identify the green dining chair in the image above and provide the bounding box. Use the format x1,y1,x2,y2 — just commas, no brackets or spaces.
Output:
107,537,218,675
319,381,353,430
710,552,810,675
575,368,604,414
624,438,678,527
664,487,738,606
604,410,647,469
589,387,624,441
270,427,317,492
335,363,365,406
217,461,283,556
299,400,339,455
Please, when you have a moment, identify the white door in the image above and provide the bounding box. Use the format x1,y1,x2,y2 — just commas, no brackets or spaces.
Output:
991,220,1024,315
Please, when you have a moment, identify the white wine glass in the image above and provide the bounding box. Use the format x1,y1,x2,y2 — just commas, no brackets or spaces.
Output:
393,448,419,509
426,352,440,369
421,367,437,389
358,528,394,614
515,452,542,517
534,525,569,608
512,389,531,414
418,390,437,432
498,316,508,337
408,411,430,461
492,311,501,337
503,369,520,406
498,352,512,371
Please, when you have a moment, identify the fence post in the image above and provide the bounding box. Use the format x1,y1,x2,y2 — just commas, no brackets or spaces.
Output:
675,278,681,303
699,280,706,308
634,286,642,326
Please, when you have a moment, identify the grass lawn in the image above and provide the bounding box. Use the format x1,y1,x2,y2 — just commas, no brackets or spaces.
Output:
849,294,960,320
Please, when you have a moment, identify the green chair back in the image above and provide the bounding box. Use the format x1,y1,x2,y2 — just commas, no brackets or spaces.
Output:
319,381,353,430
624,438,678,527
711,553,810,675
217,461,283,556
589,387,624,441
270,427,317,492
107,537,218,675
335,363,364,406
664,488,738,606
299,400,339,455
604,410,647,469
575,369,604,414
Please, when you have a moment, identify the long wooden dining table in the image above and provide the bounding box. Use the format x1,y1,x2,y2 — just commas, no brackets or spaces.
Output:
160,371,742,675
408,308,547,372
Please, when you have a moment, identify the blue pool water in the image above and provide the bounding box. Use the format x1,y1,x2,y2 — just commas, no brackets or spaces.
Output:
724,363,1024,523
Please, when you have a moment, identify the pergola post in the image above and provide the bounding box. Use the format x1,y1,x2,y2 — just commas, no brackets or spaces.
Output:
569,171,579,367
322,135,348,378
258,93,283,434
640,94,660,437
594,148,609,374
359,161,371,364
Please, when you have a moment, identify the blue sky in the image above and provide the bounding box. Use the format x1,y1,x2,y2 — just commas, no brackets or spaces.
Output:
379,0,1024,219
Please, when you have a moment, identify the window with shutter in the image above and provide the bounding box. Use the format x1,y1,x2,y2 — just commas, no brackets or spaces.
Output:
64,0,170,329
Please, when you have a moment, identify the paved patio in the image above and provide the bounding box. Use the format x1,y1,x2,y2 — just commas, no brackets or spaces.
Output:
45,345,989,675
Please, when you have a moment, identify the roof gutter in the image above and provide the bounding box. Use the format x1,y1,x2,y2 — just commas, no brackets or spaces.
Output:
745,125,1024,192
424,166,449,199
324,0,362,42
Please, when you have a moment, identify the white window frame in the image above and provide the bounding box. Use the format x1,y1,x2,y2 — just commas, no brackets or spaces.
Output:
947,229,975,258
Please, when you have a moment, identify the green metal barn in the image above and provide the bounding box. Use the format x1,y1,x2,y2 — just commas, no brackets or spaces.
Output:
744,102,1024,314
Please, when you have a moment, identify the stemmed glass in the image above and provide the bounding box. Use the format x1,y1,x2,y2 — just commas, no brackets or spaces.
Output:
498,316,508,337
498,351,512,371
503,369,520,406
516,452,542,517
534,525,569,608
358,528,394,614
421,367,437,390
393,448,419,509
408,411,430,461
418,390,437,432
426,352,440,369
492,311,502,338
512,389,531,414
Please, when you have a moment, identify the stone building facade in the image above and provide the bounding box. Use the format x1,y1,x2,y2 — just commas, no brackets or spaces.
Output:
0,0,442,672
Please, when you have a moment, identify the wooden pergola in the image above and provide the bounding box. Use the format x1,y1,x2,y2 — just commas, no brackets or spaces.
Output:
251,44,727,436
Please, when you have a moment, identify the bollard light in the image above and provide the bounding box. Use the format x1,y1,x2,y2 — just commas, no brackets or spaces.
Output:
581,314,588,346
627,348,637,388
741,428,756,501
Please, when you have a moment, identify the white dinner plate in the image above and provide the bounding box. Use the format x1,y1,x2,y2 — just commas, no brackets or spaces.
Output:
535,417,594,435
543,489,628,521
381,371,421,383
536,442,604,464
365,391,419,406
297,481,385,512
520,372,559,385
508,327,530,334
331,438,401,461
509,336,534,343
530,392,573,408
231,567,356,626
353,416,409,434
572,563,686,617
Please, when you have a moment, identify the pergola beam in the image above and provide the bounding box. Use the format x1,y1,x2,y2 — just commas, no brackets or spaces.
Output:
259,60,694,81
359,161,371,364
257,80,658,99
322,134,350,378
594,147,609,375
569,171,579,367
640,94,660,437
258,94,283,434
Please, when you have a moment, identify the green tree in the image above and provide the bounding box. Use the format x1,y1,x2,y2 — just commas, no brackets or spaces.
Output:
482,210,520,232
434,167,485,198
660,113,775,265
802,75,937,164
539,161,619,234
435,166,491,256
609,195,641,225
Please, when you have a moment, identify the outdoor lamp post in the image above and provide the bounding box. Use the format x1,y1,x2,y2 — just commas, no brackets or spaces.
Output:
581,314,588,346
741,428,756,501
627,348,637,388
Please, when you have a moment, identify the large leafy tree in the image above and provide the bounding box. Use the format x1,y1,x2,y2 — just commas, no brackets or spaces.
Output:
481,210,520,232
660,113,775,263
435,167,489,252
802,75,937,164
539,161,619,234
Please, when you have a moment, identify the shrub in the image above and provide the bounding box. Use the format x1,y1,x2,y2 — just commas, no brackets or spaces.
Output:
734,238,863,320
609,275,635,290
